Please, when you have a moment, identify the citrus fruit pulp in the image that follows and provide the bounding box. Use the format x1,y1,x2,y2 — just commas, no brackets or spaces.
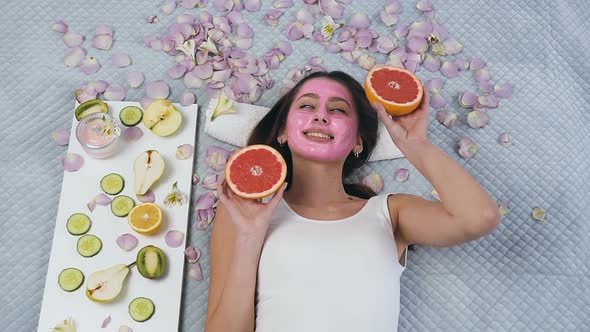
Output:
128,203,163,235
225,145,287,199
365,65,424,116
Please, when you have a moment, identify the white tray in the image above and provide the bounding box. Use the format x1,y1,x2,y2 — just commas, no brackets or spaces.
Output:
37,101,198,331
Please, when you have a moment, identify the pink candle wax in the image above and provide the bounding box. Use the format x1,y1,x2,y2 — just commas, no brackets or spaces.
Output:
76,113,120,159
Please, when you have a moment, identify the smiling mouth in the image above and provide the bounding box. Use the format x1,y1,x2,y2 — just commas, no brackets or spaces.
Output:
304,131,334,140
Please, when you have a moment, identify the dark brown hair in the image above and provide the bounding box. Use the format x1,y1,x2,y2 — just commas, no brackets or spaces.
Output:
247,71,378,199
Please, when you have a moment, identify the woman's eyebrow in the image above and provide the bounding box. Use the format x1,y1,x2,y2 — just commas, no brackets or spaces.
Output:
296,93,319,101
328,97,351,108
296,93,351,108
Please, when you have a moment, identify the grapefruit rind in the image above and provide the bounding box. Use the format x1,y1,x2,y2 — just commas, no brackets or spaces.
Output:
225,144,287,200
365,65,424,116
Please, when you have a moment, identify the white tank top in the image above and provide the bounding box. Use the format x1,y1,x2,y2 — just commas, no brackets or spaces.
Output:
255,194,408,332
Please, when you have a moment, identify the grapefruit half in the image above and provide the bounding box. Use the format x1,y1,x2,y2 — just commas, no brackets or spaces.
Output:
365,65,424,116
225,145,287,199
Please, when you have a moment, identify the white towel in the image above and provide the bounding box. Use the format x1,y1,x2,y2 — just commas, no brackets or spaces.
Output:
204,97,404,162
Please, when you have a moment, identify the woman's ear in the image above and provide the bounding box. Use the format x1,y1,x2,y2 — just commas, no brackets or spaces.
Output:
354,136,363,154
277,132,287,145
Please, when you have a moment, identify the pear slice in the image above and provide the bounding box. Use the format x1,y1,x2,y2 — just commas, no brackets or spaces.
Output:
86,264,131,303
134,150,165,195
143,99,183,136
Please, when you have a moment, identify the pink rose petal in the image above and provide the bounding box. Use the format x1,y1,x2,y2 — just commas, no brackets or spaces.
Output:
430,94,447,109
494,83,513,98
92,34,113,50
137,189,156,203
458,137,477,159
474,68,491,82
265,9,284,26
80,56,100,75
440,61,460,78
112,53,132,68
63,153,84,172
116,233,138,251
201,173,220,190
197,208,215,225
361,173,383,193
478,94,499,108
206,146,230,171
165,230,185,248
123,127,143,141
185,245,202,263
87,200,97,212
394,168,409,182
51,20,68,33
425,77,444,94
119,326,133,332
179,92,196,106
192,173,200,185
244,0,262,11
89,80,108,94
498,132,512,147
147,15,160,24
126,71,145,88
479,80,494,93
436,110,458,128
498,200,509,216
467,110,489,128
104,84,126,101
381,11,399,27
161,0,177,15
349,12,370,29
455,57,470,71
458,91,478,108
101,316,111,328
189,262,204,280
64,47,86,67
64,32,84,48
195,191,217,210
469,57,486,70
51,128,70,146
416,0,432,11
140,96,154,110
95,193,112,206
167,64,187,79
422,55,440,72
176,144,193,160
146,80,170,99
75,85,97,103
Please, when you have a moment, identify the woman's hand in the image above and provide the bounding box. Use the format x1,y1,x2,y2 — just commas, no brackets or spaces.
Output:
373,86,430,148
217,180,288,237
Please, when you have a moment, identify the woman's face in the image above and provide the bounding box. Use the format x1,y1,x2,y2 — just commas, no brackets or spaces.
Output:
285,78,359,162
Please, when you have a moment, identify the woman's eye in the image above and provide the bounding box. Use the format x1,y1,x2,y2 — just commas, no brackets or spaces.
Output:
331,108,346,113
301,104,314,110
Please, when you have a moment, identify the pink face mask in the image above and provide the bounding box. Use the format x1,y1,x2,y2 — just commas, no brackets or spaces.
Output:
284,78,359,162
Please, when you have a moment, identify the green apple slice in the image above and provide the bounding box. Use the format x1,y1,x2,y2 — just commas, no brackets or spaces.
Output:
151,110,182,137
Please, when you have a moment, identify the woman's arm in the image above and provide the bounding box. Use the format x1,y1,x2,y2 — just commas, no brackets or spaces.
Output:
389,139,500,247
373,92,500,247
205,204,266,332
205,182,287,332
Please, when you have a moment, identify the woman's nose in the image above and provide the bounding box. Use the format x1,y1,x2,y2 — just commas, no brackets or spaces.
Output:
313,114,328,124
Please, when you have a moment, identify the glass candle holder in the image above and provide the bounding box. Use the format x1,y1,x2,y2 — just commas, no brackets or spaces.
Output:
75,113,121,159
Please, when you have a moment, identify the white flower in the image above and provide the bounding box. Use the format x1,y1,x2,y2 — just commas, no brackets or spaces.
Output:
176,39,197,62
164,182,187,208
210,89,236,121
321,15,343,40
197,35,219,55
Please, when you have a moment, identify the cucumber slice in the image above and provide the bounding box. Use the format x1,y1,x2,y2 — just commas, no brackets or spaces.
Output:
77,234,102,257
129,297,155,322
111,195,136,217
119,106,144,127
75,99,108,121
100,173,125,195
66,213,91,235
58,268,85,292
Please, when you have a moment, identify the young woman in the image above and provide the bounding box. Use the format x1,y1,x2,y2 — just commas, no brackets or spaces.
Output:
205,71,500,332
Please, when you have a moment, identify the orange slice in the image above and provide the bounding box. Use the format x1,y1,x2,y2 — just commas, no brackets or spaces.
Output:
225,144,287,200
365,65,424,116
128,203,163,235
